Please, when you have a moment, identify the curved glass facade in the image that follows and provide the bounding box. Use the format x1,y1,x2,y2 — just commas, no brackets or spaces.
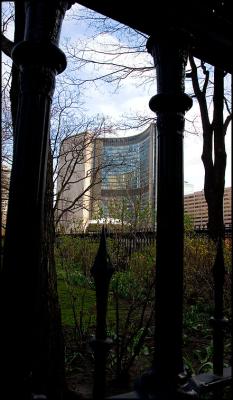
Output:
56,123,157,231
98,124,156,221
102,137,149,191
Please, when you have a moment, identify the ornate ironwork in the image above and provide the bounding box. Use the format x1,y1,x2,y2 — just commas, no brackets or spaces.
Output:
91,225,114,399
210,239,229,375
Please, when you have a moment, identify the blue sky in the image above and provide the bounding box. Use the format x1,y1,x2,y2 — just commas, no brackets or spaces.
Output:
59,4,231,193
2,2,231,193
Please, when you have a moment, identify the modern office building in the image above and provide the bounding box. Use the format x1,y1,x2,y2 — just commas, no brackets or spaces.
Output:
1,165,10,234
184,186,232,228
56,123,157,232
56,123,231,233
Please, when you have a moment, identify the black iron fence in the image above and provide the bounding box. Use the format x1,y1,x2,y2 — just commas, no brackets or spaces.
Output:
56,225,232,254
88,226,232,399
194,224,232,238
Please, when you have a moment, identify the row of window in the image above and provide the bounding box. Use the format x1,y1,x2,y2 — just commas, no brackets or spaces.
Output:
101,139,150,191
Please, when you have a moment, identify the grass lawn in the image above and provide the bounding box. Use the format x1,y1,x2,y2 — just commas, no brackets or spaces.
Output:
57,277,96,327
57,277,126,329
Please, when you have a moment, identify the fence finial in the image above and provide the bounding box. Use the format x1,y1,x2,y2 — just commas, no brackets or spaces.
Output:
91,224,114,399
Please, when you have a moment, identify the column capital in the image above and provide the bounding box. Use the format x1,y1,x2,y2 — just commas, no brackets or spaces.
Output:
149,93,193,114
146,28,193,97
146,28,193,56
24,0,72,45
12,41,67,74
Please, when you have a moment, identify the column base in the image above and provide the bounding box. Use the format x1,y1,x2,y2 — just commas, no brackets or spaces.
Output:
134,368,198,399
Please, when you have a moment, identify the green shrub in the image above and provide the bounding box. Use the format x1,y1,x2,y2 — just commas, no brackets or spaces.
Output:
55,233,232,380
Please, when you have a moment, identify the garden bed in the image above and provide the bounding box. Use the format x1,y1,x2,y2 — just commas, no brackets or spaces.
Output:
55,235,232,398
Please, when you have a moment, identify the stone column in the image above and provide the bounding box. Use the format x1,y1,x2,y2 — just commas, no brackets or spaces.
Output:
0,1,73,398
137,29,193,399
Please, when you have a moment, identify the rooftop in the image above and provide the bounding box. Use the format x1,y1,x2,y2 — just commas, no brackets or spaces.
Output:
78,0,232,73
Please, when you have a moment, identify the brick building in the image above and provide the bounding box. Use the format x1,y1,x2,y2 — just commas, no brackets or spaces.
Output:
184,186,232,228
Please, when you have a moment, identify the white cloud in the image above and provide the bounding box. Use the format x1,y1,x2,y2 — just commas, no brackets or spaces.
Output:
60,9,232,192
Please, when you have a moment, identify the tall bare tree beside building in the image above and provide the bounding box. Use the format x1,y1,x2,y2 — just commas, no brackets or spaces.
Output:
188,57,232,239
54,116,115,231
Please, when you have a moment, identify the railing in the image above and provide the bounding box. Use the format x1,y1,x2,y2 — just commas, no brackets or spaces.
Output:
90,226,114,399
194,224,232,238
91,227,232,399
56,225,232,253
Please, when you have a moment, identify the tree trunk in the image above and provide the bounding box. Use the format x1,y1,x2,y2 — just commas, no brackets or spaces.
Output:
41,146,66,399
189,56,227,241
202,68,226,240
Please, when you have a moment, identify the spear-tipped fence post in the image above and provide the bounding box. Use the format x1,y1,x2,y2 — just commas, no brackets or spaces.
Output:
90,225,114,399
210,239,229,375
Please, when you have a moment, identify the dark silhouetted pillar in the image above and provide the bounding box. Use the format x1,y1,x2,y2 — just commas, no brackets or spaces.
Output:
0,1,74,398
136,29,193,399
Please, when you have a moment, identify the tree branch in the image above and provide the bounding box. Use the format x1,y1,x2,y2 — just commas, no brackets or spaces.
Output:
0,33,14,58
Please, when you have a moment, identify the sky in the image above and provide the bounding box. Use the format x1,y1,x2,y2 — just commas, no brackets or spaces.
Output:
59,4,232,193
1,2,231,193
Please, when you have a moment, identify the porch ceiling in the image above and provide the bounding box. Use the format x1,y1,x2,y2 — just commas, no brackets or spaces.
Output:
77,0,232,73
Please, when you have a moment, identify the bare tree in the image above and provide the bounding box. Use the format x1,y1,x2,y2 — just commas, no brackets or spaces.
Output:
64,8,232,239
1,4,14,235
188,56,232,239
53,114,116,231
1,91,13,168
62,7,153,89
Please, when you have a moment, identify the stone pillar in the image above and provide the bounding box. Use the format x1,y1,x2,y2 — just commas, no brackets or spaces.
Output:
137,29,193,399
0,1,73,398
